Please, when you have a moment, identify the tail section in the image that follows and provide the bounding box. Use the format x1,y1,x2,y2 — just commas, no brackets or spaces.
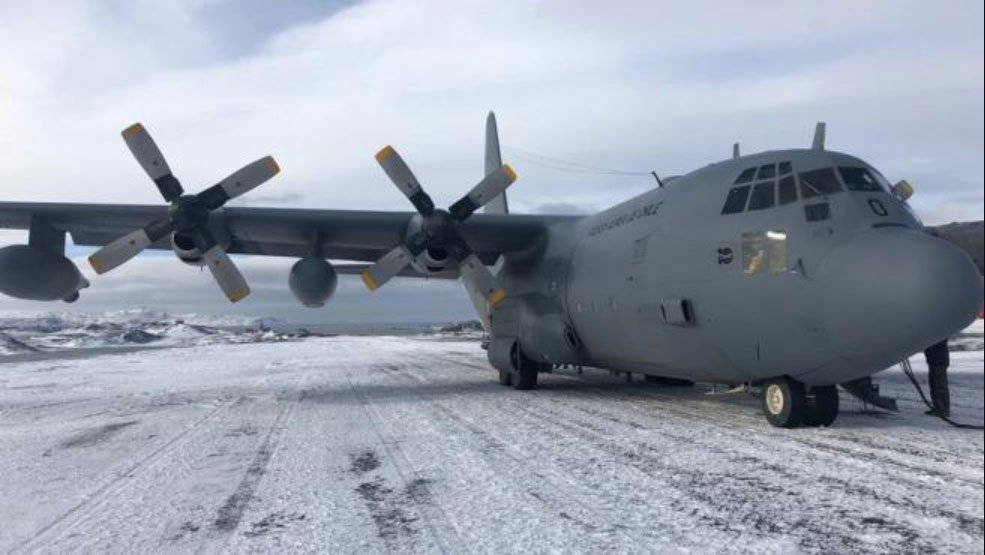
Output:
467,112,510,331
484,112,509,214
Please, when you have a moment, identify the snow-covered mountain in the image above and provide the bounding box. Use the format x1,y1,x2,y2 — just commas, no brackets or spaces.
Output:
0,310,306,355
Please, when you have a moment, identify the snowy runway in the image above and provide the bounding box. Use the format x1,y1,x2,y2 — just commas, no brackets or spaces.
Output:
1,336,982,553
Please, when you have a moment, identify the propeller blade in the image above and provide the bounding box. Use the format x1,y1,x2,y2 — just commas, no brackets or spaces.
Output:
360,244,414,291
198,156,281,210
458,253,506,307
448,164,517,222
375,145,435,215
201,245,251,303
444,233,505,306
88,218,172,274
121,123,183,202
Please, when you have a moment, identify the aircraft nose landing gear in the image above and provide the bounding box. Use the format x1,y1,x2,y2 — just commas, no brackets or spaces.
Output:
761,377,839,428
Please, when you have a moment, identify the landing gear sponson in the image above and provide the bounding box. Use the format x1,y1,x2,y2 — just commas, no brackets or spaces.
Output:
760,377,839,428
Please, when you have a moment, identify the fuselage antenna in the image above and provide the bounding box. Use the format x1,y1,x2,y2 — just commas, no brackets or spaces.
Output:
651,171,665,188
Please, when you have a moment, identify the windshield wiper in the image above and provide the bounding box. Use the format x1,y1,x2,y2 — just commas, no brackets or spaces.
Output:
801,178,829,200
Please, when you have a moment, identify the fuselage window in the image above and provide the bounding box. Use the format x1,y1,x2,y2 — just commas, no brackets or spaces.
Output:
804,203,831,222
799,168,843,199
742,230,787,274
778,175,797,205
838,167,883,192
734,168,757,184
747,182,776,211
742,233,767,274
767,230,787,273
757,164,776,180
778,161,792,175
722,185,751,214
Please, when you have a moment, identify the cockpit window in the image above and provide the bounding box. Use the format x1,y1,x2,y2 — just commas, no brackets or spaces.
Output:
799,168,843,199
748,182,775,211
722,185,751,214
778,161,792,175
734,168,756,184
778,175,797,205
838,167,883,192
757,164,776,180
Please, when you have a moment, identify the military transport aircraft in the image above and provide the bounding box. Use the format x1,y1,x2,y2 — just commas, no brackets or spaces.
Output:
0,115,981,428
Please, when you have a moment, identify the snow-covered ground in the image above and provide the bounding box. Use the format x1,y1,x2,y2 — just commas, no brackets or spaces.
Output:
0,327,982,553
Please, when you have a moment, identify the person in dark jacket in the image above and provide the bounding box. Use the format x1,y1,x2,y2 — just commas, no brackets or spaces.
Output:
924,340,951,417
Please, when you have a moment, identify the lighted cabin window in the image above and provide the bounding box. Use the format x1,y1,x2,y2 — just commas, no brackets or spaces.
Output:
799,168,843,199
767,230,787,272
722,185,751,214
757,164,776,180
778,175,797,205
742,233,767,274
838,167,883,192
748,182,776,211
734,168,757,184
742,230,787,274
778,161,792,175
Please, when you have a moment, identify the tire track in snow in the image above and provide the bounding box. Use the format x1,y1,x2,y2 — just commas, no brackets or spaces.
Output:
370,361,657,552
212,394,297,534
13,396,239,554
342,373,463,554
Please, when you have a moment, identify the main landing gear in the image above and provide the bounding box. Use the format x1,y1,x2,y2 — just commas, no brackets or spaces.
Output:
497,343,548,390
761,377,839,428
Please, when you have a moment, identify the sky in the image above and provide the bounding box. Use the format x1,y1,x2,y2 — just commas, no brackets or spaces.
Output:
1,0,983,322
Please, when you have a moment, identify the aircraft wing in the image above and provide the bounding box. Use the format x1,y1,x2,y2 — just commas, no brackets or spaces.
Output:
0,202,573,265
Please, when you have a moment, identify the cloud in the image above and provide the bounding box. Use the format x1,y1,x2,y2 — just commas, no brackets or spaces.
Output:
1,0,982,319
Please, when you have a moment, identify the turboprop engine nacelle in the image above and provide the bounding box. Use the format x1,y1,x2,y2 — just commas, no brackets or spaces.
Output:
0,245,90,302
171,232,205,266
289,257,338,307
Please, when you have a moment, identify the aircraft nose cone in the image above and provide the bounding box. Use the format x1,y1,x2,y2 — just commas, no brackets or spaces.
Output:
816,228,982,370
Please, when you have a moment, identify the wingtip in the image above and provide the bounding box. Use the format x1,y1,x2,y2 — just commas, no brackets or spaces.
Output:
360,271,379,291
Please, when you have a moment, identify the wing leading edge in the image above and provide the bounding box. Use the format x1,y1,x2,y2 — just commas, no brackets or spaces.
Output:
0,201,574,265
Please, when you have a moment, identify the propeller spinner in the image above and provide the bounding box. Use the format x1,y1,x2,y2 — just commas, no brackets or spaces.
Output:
88,123,280,303
361,145,516,307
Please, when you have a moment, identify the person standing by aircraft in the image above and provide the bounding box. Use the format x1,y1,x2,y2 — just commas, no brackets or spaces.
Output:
924,340,950,417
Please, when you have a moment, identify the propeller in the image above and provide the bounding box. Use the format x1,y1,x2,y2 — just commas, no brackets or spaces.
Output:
88,123,279,303
361,145,516,307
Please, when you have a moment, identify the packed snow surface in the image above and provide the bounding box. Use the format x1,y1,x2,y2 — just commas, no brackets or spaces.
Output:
0,333,982,553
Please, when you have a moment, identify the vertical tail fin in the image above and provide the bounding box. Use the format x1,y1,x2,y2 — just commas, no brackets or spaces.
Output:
484,111,509,214
467,112,509,331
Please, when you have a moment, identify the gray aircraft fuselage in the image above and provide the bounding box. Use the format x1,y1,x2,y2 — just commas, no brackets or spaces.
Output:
494,148,982,387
